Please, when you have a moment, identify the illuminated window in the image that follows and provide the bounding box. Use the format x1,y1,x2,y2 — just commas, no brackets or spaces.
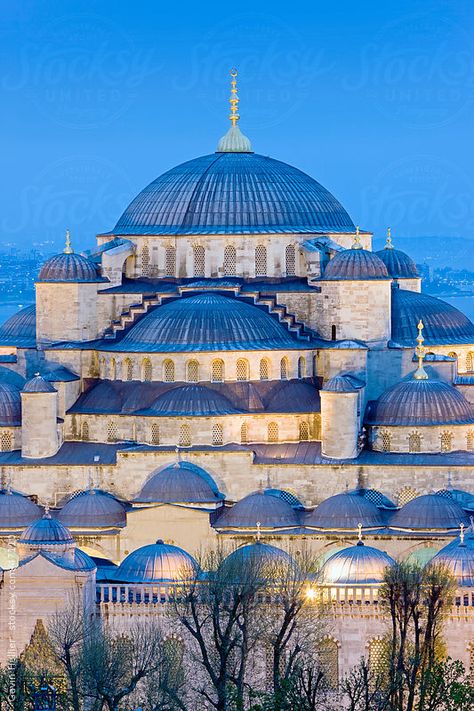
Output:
467,430,474,451
268,422,279,443
224,245,236,276
162,636,185,690
142,358,152,382
318,638,339,689
467,352,474,371
193,245,205,277
179,424,191,447
151,423,160,445
314,414,321,440
211,359,224,383
109,358,116,380
447,351,457,360
299,422,309,441
255,245,267,276
165,246,176,277
163,360,175,382
124,358,133,381
187,360,199,382
298,356,306,378
285,244,296,276
408,432,421,453
241,422,248,444
107,421,118,442
381,431,391,452
81,422,89,442
440,431,453,452
313,354,318,376
141,244,150,276
236,358,249,381
280,357,289,380
212,423,223,446
0,432,12,451
398,486,419,507
368,638,386,677
259,358,270,380
99,356,106,378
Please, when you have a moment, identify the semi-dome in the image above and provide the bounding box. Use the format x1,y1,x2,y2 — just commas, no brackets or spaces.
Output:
435,488,474,512
118,293,302,352
214,490,300,530
430,538,474,586
389,494,470,532
0,489,42,531
57,489,127,530
367,377,474,426
146,385,241,416
114,540,198,583
319,541,395,585
219,541,297,581
0,382,21,426
0,305,36,347
391,288,474,345
107,153,355,236
38,252,100,283
137,461,222,503
306,491,385,531
375,246,418,279
19,513,74,545
323,248,389,280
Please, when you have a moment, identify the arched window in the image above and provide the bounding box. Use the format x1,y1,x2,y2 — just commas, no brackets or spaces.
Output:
236,358,249,381
331,325,337,341
187,360,199,383
99,356,106,379
268,422,279,443
224,245,236,276
280,357,289,380
163,359,175,382
408,432,421,453
81,422,89,442
259,358,270,381
299,422,309,441
255,245,267,276
165,246,176,277
313,354,318,377
381,431,391,452
179,424,191,447
211,359,224,383
0,432,12,451
285,244,296,276
368,637,386,677
151,423,160,445
240,422,248,444
109,358,116,380
467,430,474,451
469,643,474,685
318,638,339,689
212,423,223,446
107,421,118,442
397,486,419,507
141,244,150,276
467,352,474,371
193,245,205,277
440,430,453,452
447,351,457,360
142,358,152,382
297,356,306,378
162,636,185,689
122,357,133,381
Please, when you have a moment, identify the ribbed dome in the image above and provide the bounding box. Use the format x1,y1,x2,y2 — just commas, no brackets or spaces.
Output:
219,542,297,581
38,252,100,282
0,490,42,530
306,491,385,531
430,539,474,586
0,382,21,426
23,375,56,393
319,542,394,585
119,293,300,351
215,491,300,530
367,378,474,426
109,153,355,236
19,514,74,544
147,385,240,416
323,249,389,280
435,488,474,512
322,373,365,392
390,494,470,532
114,540,198,583
137,462,222,503
57,489,126,529
0,305,36,347
375,247,418,278
391,288,474,345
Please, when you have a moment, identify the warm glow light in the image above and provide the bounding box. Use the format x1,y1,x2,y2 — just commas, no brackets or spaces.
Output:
305,586,316,600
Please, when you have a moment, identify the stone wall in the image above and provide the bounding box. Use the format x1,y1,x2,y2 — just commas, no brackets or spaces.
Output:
36,282,99,343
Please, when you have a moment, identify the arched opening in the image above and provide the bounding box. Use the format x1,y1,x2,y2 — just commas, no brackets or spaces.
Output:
212,423,223,446
368,637,386,677
165,246,176,277
259,358,270,381
109,358,116,380
408,432,421,453
317,637,339,689
331,325,337,341
381,431,391,452
151,423,160,445
163,359,175,383
193,245,205,277
179,424,191,447
240,422,248,444
81,422,89,442
142,358,152,382
224,245,237,276
467,430,474,451
211,359,224,383
280,357,289,380
187,360,199,383
299,422,309,441
0,432,12,451
285,244,296,276
467,352,474,371
255,245,267,277
107,421,118,443
440,430,453,452
236,358,249,382
124,358,133,381
268,422,279,443
141,244,150,276
397,486,419,507
297,356,306,378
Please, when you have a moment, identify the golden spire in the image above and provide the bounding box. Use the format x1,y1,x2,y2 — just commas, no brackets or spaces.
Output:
229,68,240,127
217,69,252,153
414,319,429,380
352,225,363,250
64,229,73,254
385,227,394,249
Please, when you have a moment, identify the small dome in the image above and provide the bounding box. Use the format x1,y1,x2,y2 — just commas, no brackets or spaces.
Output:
0,489,42,530
38,252,100,282
0,305,36,347
19,514,74,545
23,375,56,393
306,491,385,531
375,247,418,278
147,385,240,416
390,494,470,532
217,125,252,153
435,488,474,513
430,538,474,586
57,489,127,529
367,378,474,426
214,491,300,530
348,488,397,510
114,540,198,583
137,462,222,504
219,541,297,581
323,249,389,280
322,373,365,393
319,542,395,585
0,382,21,426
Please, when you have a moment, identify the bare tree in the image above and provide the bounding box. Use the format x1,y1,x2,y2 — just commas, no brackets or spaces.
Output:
339,658,390,711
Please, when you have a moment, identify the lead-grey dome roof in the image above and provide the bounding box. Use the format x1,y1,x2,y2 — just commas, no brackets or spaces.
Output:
0,305,36,348
57,489,127,529
319,542,395,585
323,248,389,280
107,152,355,236
38,252,101,282
214,491,300,530
114,540,198,583
389,494,470,532
19,514,74,544
23,375,56,393
430,538,474,586
146,385,241,416
0,382,21,426
306,491,385,531
375,247,418,278
219,542,297,581
137,461,223,504
0,489,42,531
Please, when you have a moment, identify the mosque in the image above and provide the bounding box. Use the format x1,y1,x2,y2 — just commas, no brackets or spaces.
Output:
1,72,474,678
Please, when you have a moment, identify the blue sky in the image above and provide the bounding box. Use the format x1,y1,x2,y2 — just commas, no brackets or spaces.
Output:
1,0,473,251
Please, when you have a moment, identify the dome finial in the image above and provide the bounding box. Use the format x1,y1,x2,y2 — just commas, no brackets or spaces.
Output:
64,229,73,255
357,522,364,546
256,520,262,542
414,319,429,380
229,68,239,127
460,522,465,546
385,227,394,249
352,225,363,250
174,446,181,468
217,69,252,153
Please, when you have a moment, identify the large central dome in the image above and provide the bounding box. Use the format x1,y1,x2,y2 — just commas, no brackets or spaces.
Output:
109,153,355,236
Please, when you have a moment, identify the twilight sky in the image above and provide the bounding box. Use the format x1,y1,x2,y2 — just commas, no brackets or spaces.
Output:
1,0,473,252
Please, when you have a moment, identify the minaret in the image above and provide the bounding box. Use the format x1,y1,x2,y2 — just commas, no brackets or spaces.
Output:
216,69,253,153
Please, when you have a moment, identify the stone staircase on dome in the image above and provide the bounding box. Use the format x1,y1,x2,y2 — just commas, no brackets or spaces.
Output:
235,289,313,342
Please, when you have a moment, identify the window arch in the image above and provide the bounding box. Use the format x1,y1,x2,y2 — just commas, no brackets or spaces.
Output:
467,352,474,371
313,354,318,377
124,357,133,381
440,430,453,452
240,422,248,444
165,245,176,277
187,359,199,383
299,422,309,441
255,245,267,276
151,423,160,445
224,245,236,276
0,432,12,452
211,359,224,383
259,358,270,381
368,637,386,677
141,244,150,276
447,351,457,359
467,430,474,451
107,421,118,442
280,357,289,380
236,358,249,381
193,245,205,277
162,636,185,688
318,637,339,689
408,432,421,453
81,422,89,442
179,424,191,447
268,422,279,443
142,358,152,382
381,431,391,452
398,486,419,507
297,356,306,379
163,359,175,382
285,244,296,276
99,356,106,379
109,357,116,380
212,423,223,446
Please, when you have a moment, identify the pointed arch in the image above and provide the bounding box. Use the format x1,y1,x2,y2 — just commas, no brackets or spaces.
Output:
297,356,306,378
236,358,249,381
186,359,199,383
109,357,116,380
141,244,150,276
255,245,267,276
165,245,176,277
212,423,223,446
268,422,279,443
151,423,160,445
285,243,296,276
179,424,191,447
142,358,152,382
193,245,205,277
211,359,224,383
163,359,175,382
224,245,237,276
81,422,89,442
259,358,270,381
408,431,421,453
280,357,289,380
123,357,133,381
299,422,309,441
440,430,453,452
240,422,248,444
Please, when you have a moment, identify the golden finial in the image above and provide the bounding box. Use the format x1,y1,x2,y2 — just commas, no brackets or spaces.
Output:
229,68,239,127
357,522,363,544
64,229,73,254
460,522,465,545
414,319,428,380
256,520,262,542
385,227,394,249
352,225,363,250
